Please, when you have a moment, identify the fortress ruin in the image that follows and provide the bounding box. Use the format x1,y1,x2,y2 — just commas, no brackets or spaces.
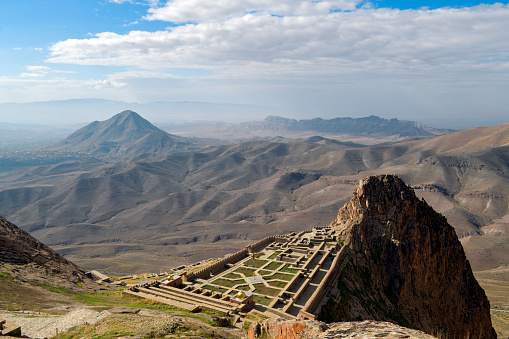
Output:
123,227,349,322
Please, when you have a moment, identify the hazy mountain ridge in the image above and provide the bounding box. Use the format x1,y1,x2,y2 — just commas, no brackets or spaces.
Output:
235,115,455,138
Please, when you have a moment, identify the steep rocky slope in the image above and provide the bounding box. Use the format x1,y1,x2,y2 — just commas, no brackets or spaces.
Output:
0,215,95,291
321,175,495,338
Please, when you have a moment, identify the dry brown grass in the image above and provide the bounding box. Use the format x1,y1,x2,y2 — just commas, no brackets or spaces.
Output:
474,266,509,338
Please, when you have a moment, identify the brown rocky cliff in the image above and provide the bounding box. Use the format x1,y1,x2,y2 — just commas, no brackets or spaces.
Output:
0,215,95,290
320,175,496,338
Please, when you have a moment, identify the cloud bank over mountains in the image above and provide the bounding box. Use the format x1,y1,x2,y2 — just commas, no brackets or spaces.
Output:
49,2,509,78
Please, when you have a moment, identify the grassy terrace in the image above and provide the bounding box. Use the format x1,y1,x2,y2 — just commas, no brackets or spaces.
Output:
200,285,228,294
257,269,272,275
264,261,284,271
210,278,244,288
268,251,281,260
223,272,241,279
253,295,272,306
264,272,294,281
232,267,256,277
243,259,268,268
268,280,287,288
253,283,280,297
280,264,299,274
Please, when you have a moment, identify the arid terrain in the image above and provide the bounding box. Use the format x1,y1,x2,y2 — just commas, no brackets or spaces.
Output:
1,112,509,336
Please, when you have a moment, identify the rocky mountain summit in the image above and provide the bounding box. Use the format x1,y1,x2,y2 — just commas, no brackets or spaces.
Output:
0,215,95,290
321,175,496,338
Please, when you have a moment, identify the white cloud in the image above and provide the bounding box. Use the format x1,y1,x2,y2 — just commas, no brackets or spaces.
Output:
20,73,47,78
19,65,76,79
26,65,51,72
48,4,509,79
145,0,362,23
108,0,160,6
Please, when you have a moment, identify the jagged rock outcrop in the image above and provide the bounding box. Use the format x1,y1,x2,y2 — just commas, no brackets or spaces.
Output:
247,318,435,339
0,215,96,290
320,175,496,338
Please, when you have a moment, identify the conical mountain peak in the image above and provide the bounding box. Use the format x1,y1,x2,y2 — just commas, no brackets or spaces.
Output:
49,110,200,158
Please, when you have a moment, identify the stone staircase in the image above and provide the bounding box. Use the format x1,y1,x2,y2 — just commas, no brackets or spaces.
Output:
0,318,21,337
124,284,244,315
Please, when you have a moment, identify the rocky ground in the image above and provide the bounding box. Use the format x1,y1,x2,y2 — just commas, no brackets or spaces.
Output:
248,318,436,339
1,306,244,339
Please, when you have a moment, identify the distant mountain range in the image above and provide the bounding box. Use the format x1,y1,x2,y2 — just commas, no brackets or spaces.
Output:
48,110,207,159
159,115,455,144
235,115,455,138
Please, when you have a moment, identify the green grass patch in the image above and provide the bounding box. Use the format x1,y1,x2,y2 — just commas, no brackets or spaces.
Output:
28,281,75,296
264,261,283,271
243,320,253,331
268,251,281,260
0,272,14,281
222,272,241,279
210,278,244,288
237,285,251,291
280,264,299,274
252,283,280,297
267,273,294,281
200,285,228,294
233,267,256,277
243,259,268,268
268,281,287,288
253,295,273,306
257,269,272,276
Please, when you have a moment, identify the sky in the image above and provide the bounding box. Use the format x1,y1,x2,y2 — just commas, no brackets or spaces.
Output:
0,0,508,128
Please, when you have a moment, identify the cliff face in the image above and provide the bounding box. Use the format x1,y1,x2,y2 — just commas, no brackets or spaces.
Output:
321,175,495,339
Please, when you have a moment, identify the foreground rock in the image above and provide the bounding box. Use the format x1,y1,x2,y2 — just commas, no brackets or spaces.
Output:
247,318,435,339
321,175,495,338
